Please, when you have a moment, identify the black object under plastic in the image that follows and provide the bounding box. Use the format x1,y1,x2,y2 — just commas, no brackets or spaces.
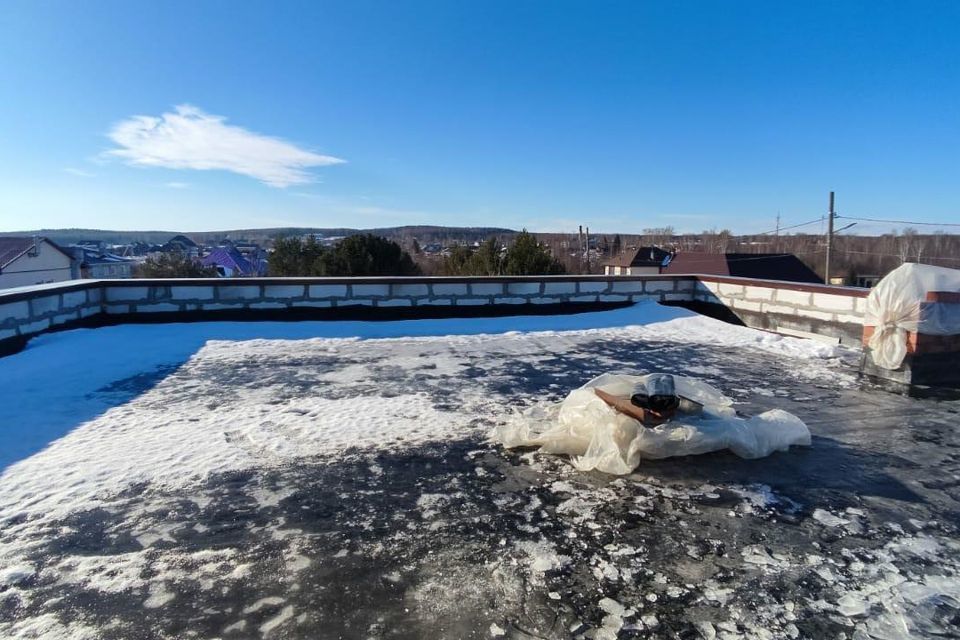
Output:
631,393,681,413
631,373,680,413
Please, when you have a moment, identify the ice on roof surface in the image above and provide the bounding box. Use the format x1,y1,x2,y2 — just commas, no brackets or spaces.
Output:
1,302,957,640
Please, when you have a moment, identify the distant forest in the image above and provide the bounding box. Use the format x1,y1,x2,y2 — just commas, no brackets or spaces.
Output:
4,225,957,282
0,226,515,247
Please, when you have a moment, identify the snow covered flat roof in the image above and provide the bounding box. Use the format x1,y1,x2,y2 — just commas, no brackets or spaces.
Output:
0,302,957,639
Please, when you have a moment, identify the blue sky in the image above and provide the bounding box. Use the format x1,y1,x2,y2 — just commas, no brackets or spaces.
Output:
0,0,957,234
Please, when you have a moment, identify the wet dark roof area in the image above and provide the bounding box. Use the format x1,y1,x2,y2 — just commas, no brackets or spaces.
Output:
1,329,957,639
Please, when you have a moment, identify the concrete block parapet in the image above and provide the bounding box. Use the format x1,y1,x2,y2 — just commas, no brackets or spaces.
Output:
470,283,503,296
135,302,183,314
0,301,30,325
218,285,262,301
543,282,576,295
717,282,746,297
201,302,244,311
775,289,812,306
611,281,644,294
694,281,720,296
0,275,875,362
263,285,305,299
432,283,468,296
730,298,763,313
812,292,855,312
171,286,216,300
105,286,151,302
643,281,675,294
351,284,390,297
507,282,541,295
578,282,609,294
308,284,349,298
744,286,774,301
61,291,88,308
391,283,430,297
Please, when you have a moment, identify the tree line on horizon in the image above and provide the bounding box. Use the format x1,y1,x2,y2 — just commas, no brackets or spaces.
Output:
134,224,957,281
266,230,565,277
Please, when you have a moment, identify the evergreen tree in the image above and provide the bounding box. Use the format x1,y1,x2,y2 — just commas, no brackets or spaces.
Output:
269,236,327,276
322,234,420,276
502,230,565,275
268,234,419,276
612,234,622,256
470,237,503,275
437,244,474,275
137,253,218,278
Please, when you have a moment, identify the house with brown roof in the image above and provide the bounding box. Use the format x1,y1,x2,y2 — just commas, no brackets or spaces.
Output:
0,237,76,289
661,252,822,283
603,246,671,276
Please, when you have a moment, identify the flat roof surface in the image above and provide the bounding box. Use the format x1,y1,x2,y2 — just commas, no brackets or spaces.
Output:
0,304,957,639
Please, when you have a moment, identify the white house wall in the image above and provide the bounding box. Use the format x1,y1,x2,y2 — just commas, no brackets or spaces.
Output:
0,241,74,289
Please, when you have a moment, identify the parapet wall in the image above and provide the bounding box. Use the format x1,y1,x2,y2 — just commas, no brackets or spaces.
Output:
97,276,696,314
0,275,868,356
693,276,868,346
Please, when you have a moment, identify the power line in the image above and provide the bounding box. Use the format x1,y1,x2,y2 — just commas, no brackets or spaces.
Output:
837,215,960,228
676,250,826,263
738,217,824,237
829,248,960,263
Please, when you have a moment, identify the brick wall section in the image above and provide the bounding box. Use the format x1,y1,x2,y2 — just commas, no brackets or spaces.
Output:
1,274,870,352
1,276,696,347
0,282,102,343
97,277,693,314
692,275,868,345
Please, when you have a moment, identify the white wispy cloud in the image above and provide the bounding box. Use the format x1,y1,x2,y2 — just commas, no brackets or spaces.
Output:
107,105,344,187
64,167,96,177
164,181,190,189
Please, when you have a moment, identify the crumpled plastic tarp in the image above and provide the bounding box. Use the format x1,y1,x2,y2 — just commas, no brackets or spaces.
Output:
494,373,811,475
864,263,960,370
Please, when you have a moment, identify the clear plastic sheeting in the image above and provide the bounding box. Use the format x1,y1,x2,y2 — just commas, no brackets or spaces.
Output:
864,263,960,370
494,374,811,475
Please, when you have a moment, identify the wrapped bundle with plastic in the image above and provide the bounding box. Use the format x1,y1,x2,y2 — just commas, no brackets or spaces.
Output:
494,373,811,475
863,263,960,370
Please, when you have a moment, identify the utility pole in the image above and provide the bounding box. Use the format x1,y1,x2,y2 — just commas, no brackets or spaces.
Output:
824,191,835,285
578,225,584,274
775,211,781,253
587,227,590,273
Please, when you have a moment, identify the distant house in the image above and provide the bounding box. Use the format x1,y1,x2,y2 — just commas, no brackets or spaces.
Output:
163,235,200,258
661,252,822,283
0,237,76,289
71,246,136,279
201,246,263,277
603,247,671,276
